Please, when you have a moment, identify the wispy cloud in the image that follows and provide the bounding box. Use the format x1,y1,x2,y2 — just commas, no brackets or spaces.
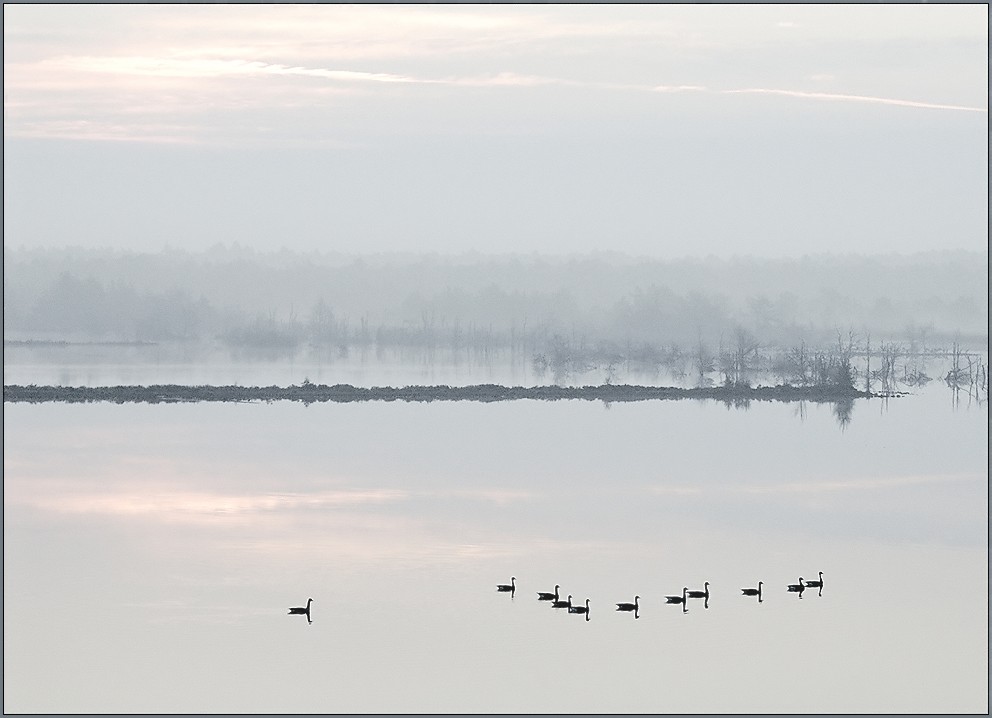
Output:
434,488,537,504
12,487,411,523
648,485,705,496
642,472,984,499
734,472,982,495
722,87,987,113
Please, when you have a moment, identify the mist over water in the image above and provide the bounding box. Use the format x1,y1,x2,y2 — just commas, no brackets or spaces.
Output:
4,248,987,348
3,249,989,714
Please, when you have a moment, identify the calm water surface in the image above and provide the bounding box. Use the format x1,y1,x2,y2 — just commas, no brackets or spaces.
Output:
3,354,988,713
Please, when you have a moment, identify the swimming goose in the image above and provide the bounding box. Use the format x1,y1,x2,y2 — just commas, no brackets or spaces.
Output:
616,596,640,613
665,587,688,605
288,598,313,623
537,585,560,602
805,572,824,588
496,577,516,594
741,582,763,600
552,594,572,610
787,577,806,596
686,582,710,599
569,598,591,619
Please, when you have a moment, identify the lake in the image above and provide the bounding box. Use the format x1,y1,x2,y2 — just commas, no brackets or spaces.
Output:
3,347,988,713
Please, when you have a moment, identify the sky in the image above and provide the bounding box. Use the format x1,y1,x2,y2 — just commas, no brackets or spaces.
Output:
3,3,988,258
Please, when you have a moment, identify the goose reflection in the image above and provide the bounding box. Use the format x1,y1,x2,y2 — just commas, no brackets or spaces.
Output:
569,598,591,620
496,577,516,596
616,596,640,618
741,581,763,602
787,577,806,598
552,594,572,610
537,584,560,602
665,587,689,612
288,598,313,624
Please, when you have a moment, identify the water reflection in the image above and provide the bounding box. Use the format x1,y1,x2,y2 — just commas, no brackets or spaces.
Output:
6,342,984,432
725,395,855,430
3,383,987,713
832,398,854,429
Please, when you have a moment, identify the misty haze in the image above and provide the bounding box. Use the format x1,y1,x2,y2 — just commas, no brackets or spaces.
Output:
3,4,988,715
3,246,988,400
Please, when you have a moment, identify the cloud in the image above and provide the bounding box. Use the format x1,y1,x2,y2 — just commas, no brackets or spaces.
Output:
4,19,985,148
10,481,538,521
9,119,202,144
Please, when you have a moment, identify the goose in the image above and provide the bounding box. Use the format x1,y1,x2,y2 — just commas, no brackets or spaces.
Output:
616,596,640,613
787,577,806,595
665,587,688,605
686,582,710,600
552,594,572,610
741,581,763,600
804,572,824,588
569,598,591,618
496,577,516,594
537,585,560,602
288,598,313,623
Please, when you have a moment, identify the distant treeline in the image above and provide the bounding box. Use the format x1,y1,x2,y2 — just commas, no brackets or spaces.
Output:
3,246,987,355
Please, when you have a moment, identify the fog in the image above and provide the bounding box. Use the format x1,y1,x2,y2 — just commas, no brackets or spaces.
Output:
2,5,988,383
4,247,986,355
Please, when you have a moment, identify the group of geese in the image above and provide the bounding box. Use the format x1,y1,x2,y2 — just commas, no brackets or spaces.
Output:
289,572,824,625
496,572,824,619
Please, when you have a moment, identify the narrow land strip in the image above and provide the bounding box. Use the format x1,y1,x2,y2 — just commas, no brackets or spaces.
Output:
3,383,889,405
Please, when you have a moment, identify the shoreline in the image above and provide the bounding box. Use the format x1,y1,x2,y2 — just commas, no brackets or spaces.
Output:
2,382,894,405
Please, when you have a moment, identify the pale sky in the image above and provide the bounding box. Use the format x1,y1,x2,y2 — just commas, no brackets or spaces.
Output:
3,3,988,258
